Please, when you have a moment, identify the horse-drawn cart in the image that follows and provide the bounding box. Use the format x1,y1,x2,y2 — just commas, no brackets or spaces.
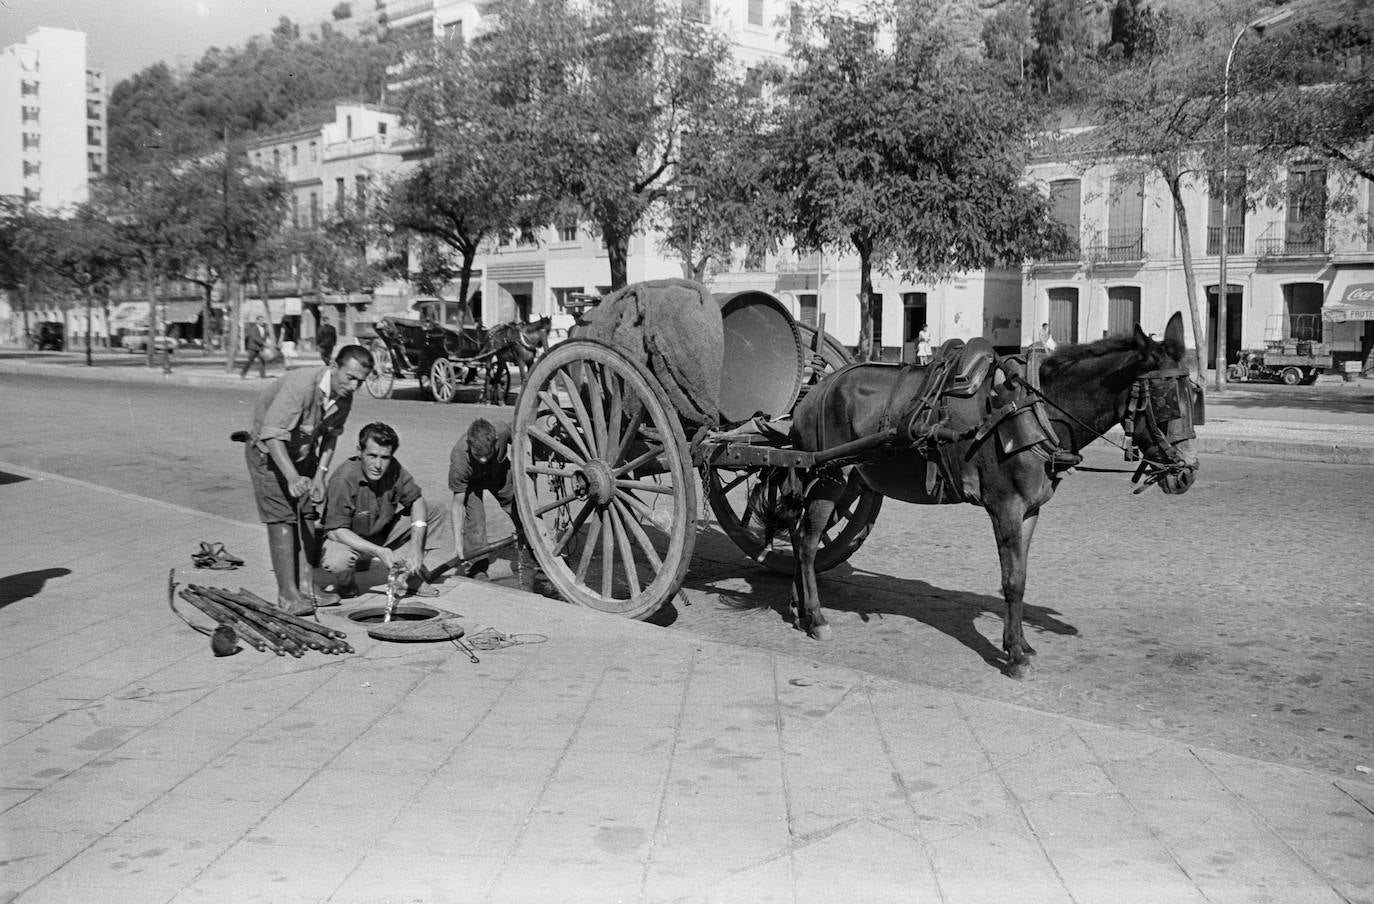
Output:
365,299,494,403
510,279,1203,676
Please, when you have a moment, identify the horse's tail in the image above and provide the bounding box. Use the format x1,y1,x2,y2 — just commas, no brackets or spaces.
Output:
749,467,807,549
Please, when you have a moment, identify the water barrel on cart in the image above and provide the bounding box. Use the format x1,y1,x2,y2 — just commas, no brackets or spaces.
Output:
714,291,807,425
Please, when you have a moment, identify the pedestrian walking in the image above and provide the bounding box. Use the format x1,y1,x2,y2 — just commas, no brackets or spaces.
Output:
242,344,374,614
448,418,535,587
317,317,338,364
241,316,272,379
916,325,932,366
318,422,447,599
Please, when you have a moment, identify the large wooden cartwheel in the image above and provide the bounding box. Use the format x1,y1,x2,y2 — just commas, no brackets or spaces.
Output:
705,317,882,574
512,340,697,620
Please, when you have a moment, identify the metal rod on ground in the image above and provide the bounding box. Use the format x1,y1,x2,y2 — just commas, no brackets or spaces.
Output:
179,590,276,654
196,588,306,657
233,588,350,640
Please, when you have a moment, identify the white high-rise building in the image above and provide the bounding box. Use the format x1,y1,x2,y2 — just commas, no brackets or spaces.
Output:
0,27,107,211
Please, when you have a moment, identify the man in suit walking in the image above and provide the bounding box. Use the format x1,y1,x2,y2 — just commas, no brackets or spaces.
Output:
241,315,272,379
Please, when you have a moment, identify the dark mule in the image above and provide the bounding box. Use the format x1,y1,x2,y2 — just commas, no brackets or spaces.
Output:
784,312,1200,678
483,316,553,405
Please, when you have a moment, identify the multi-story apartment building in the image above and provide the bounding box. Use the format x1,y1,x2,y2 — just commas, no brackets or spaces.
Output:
243,104,408,344
1024,146,1374,373
0,27,106,210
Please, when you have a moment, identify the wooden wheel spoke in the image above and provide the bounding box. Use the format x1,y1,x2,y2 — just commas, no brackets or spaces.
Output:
613,447,661,478
607,373,624,462
600,509,615,598
717,471,750,496
587,363,609,454
611,498,664,572
552,500,595,557
529,425,586,467
538,390,593,460
612,406,646,468
607,504,641,598
524,463,578,479
557,370,599,454
534,492,579,518
615,478,675,495
575,507,602,583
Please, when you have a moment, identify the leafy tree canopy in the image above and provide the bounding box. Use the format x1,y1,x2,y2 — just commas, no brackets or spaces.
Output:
109,18,393,169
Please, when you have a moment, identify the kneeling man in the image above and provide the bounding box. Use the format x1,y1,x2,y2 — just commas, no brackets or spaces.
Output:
319,422,450,598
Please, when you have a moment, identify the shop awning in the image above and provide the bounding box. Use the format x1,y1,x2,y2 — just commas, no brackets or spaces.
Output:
1323,273,1374,322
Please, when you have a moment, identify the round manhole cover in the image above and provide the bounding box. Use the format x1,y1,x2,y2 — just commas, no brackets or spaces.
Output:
343,604,466,643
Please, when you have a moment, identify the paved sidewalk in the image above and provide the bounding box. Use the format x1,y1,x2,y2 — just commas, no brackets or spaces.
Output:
1,462,1371,904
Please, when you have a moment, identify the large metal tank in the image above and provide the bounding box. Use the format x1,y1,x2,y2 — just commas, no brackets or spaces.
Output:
715,291,807,424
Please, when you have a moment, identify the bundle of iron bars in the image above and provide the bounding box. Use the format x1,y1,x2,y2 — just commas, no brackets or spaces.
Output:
178,583,353,657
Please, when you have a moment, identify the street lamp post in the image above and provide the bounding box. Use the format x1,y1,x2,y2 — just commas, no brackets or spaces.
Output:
1216,7,1294,391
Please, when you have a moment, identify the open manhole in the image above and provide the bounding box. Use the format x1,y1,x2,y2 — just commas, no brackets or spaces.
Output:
344,604,465,643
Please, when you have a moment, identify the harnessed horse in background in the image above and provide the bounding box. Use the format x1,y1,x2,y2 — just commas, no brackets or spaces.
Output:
482,316,553,405
780,311,1202,678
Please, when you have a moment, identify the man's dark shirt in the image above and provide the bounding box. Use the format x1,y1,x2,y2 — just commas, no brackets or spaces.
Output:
448,421,513,494
322,455,422,540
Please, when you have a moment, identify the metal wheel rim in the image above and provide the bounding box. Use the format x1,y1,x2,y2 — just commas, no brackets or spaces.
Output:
512,340,696,619
430,357,457,403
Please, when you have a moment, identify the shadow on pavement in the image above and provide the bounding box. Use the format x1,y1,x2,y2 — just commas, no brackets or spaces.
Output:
682,533,1079,675
0,567,72,610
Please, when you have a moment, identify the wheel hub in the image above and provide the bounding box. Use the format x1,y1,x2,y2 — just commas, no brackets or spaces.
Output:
575,459,616,506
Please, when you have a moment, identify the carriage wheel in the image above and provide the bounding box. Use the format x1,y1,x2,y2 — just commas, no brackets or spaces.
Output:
512,340,696,620
707,320,882,573
365,339,396,399
428,357,458,403
706,467,882,574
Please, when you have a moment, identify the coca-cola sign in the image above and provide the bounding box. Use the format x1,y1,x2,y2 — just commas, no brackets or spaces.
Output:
1343,283,1374,303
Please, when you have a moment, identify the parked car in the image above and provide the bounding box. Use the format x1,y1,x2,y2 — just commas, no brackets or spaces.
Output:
34,321,65,351
121,331,177,354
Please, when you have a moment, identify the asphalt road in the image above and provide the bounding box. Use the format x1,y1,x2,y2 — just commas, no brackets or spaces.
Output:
1,370,1371,779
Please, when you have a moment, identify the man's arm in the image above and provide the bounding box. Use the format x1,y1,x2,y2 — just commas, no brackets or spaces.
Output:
311,433,338,502
265,437,311,498
449,493,465,561
325,526,397,569
402,497,429,572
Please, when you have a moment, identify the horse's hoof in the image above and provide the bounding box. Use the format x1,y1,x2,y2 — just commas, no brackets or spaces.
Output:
808,623,834,642
1006,660,1033,680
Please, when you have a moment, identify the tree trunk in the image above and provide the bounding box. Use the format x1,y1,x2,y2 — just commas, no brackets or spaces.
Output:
458,246,477,324
202,285,213,357
224,273,242,372
1165,166,1207,378
856,236,875,361
604,226,629,291
84,287,93,367
145,266,157,369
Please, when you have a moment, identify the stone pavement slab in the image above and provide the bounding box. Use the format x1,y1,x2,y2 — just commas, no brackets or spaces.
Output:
2,462,1372,903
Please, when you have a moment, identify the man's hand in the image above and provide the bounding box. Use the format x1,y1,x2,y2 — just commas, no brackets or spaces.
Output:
309,473,327,503
287,474,313,498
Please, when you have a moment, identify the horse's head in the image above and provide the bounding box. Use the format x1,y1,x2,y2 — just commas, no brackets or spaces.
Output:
1122,311,1201,495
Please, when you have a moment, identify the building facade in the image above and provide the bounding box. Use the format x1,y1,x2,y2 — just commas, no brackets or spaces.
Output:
1023,149,1374,373
0,27,106,211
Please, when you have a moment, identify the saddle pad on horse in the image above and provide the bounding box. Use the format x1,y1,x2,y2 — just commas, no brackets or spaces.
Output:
574,278,723,427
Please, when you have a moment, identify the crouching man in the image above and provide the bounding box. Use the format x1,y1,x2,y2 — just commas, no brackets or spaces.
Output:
319,422,451,599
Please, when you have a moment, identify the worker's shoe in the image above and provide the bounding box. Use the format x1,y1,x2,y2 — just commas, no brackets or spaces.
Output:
307,584,342,607
465,558,490,581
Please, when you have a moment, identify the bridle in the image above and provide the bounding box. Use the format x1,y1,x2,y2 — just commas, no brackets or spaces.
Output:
1122,366,1203,493
1008,357,1202,493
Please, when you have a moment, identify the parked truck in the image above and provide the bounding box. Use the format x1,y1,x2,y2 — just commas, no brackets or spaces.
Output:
1227,314,1332,385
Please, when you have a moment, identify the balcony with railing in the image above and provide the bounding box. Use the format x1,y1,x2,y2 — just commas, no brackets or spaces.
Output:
1256,222,1327,259
1087,229,1144,264
1206,225,1245,256
1037,238,1082,265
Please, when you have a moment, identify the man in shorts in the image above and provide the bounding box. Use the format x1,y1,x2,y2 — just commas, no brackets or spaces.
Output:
243,344,373,614
318,422,448,598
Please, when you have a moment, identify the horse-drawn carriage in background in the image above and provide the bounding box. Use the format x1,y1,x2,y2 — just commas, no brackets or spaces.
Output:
508,280,1201,677
364,298,551,405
